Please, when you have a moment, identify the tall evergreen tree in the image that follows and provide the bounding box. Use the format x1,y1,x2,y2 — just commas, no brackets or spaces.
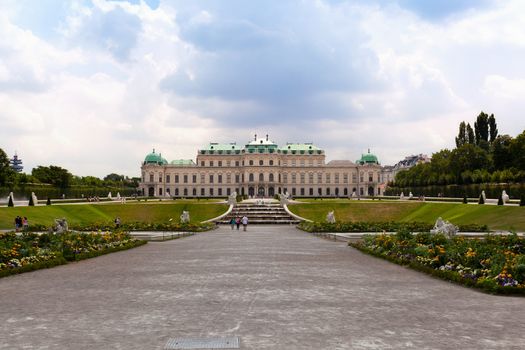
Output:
455,121,467,147
488,114,498,143
474,112,489,148
466,123,475,145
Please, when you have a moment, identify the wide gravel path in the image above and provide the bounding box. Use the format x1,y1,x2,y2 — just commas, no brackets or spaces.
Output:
1,225,524,349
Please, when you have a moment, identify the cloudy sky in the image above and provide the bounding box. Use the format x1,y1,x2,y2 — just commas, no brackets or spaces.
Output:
1,0,525,177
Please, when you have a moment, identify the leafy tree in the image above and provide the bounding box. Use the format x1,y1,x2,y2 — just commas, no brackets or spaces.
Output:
474,111,489,148
450,144,490,178
455,121,467,148
31,165,73,188
104,173,125,182
488,114,498,143
0,148,15,186
466,123,475,145
510,131,525,170
492,135,513,170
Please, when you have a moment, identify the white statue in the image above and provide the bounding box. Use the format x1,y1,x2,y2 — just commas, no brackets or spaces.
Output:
400,192,405,200
31,192,38,205
279,192,290,205
326,211,336,224
502,190,509,204
180,211,190,223
108,192,112,200
481,190,486,202
430,217,458,238
228,191,237,205
409,192,413,200
351,191,357,198
54,218,69,233
116,192,121,200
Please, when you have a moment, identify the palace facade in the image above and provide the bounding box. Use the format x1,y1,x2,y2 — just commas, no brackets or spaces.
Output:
139,135,382,198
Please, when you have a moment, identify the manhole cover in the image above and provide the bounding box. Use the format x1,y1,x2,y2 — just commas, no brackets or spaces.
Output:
164,337,240,349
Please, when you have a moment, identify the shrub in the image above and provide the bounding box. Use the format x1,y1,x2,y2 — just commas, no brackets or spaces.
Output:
463,195,468,204
520,195,525,207
8,196,13,207
46,197,51,206
478,194,485,205
497,196,504,206
28,195,34,206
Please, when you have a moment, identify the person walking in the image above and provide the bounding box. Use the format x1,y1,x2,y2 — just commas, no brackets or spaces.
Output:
114,217,121,229
241,215,248,231
229,217,236,230
22,217,28,231
235,217,241,230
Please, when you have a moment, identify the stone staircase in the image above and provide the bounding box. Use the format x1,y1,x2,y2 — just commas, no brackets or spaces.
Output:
220,203,300,225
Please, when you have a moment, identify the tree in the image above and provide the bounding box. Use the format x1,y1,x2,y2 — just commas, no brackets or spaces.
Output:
497,196,504,205
492,135,513,170
510,131,525,171
474,111,489,148
463,194,468,204
450,144,491,178
488,114,498,143
520,195,525,207
455,121,467,148
466,123,475,145
0,148,15,186
28,195,34,206
31,165,73,188
104,173,125,182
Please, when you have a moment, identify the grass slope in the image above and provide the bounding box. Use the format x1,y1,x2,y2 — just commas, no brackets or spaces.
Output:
288,201,525,231
0,201,228,229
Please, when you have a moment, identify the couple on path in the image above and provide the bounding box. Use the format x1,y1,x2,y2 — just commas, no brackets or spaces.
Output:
230,216,249,231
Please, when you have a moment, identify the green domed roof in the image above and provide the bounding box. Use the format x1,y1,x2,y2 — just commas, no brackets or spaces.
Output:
144,149,167,165
357,150,379,165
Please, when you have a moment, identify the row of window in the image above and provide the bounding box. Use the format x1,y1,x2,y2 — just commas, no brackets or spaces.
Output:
197,159,324,167
153,186,378,197
147,172,380,184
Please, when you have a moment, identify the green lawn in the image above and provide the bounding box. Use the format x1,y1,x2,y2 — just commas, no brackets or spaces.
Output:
0,201,228,229
288,201,525,231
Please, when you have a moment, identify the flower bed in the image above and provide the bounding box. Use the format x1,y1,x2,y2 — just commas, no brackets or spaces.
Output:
17,221,215,233
298,221,488,233
350,231,525,295
0,231,146,278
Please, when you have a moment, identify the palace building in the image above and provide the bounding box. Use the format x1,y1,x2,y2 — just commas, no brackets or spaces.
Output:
139,135,382,198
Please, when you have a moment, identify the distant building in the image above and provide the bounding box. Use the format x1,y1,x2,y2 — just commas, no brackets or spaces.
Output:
381,154,431,185
10,152,23,173
139,135,383,198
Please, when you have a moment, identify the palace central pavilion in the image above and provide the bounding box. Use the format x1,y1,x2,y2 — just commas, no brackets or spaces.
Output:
139,135,382,198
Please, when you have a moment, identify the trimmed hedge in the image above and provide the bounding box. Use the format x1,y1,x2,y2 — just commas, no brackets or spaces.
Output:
297,221,489,233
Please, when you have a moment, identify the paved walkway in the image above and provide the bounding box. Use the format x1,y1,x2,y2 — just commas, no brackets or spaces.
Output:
1,226,525,349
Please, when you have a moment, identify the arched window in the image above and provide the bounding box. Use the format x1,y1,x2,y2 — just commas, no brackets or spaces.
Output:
249,160,254,165
259,173,264,182
269,173,274,182
249,173,254,182
175,188,179,196
183,188,188,196
269,160,274,166
259,160,264,166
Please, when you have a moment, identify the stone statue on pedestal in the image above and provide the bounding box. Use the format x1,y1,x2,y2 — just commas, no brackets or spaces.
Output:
430,217,458,238
326,211,336,224
180,211,190,223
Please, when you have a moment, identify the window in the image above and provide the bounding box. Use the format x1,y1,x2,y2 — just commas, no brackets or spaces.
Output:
227,173,231,183
249,160,254,166
292,159,296,166
259,173,264,182
201,161,205,166
377,174,381,182
227,188,231,195
269,173,274,182
269,160,274,166
259,160,264,166
283,173,287,183
159,175,162,182
326,174,331,183
235,161,239,166
235,174,240,183
192,175,197,183
193,188,197,196
175,188,179,196
317,160,323,166
183,188,188,196
300,173,305,184
360,187,364,196
326,188,331,195
159,188,163,195
226,160,231,166
300,160,305,166
309,173,314,184
318,188,322,195
210,188,214,196
317,173,322,183
335,173,339,184
218,188,222,196
210,161,214,167
209,174,214,183
218,161,222,167
344,174,348,183
369,172,373,182
291,173,296,183
335,188,339,196
352,174,357,183
166,175,171,183
283,160,288,166
183,175,188,183
149,174,153,182
175,175,179,183
200,174,205,183
201,188,205,196
218,174,223,183
300,188,305,196
292,188,296,196
249,173,254,182
309,188,313,196
344,188,348,196
360,172,364,182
